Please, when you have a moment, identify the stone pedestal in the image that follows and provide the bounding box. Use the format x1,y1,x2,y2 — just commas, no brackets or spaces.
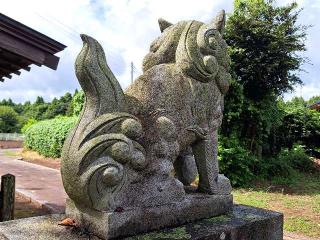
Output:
0,205,283,240
65,193,233,239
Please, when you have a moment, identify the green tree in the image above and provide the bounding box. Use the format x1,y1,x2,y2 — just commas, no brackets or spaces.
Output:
226,0,307,100
307,95,320,105
277,97,320,153
42,93,73,119
0,106,19,133
223,0,308,155
34,96,45,105
0,98,14,107
22,97,48,120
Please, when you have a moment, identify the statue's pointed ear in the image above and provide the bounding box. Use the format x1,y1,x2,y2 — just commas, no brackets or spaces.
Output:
211,10,226,34
158,18,173,32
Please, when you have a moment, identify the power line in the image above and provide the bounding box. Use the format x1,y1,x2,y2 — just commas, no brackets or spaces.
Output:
130,61,143,83
33,12,81,44
44,14,81,38
33,11,144,84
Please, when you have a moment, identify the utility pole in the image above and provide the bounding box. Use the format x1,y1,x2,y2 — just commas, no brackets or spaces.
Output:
131,62,134,84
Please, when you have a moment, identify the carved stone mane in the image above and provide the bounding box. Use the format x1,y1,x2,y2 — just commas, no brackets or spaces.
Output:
61,10,233,239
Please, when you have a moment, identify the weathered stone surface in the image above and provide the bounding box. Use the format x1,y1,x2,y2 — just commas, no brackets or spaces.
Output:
66,193,233,239
0,205,283,240
60,9,235,238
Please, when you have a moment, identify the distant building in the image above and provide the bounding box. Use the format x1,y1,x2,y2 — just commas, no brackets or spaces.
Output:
309,100,320,111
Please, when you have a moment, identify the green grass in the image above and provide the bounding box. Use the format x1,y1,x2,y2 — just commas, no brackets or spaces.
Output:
233,170,320,238
285,217,318,235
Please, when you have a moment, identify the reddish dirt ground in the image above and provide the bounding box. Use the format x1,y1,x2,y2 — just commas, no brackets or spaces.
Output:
0,141,23,149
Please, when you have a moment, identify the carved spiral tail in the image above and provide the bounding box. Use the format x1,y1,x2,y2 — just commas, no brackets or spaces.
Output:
61,35,147,211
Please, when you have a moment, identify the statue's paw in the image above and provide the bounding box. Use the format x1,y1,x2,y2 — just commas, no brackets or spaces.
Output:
215,174,232,195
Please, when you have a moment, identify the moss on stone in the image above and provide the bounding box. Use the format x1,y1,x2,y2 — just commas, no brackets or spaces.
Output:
206,214,232,223
129,226,191,240
242,213,262,221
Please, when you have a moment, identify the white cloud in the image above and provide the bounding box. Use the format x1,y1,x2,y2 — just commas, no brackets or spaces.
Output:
1,0,232,102
284,83,319,101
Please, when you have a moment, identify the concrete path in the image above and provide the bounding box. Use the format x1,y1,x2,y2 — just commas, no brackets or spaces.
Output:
0,149,67,213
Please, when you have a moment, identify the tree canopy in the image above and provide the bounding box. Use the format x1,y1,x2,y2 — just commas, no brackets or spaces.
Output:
222,0,309,156
0,106,19,133
225,0,307,100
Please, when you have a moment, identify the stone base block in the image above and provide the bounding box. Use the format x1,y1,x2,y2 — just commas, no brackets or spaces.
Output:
66,193,233,239
127,204,283,240
0,205,283,240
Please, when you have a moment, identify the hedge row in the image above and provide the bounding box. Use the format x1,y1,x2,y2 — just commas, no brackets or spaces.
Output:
24,116,78,158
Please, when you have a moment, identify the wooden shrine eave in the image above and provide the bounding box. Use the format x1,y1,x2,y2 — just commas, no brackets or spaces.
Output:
0,13,66,82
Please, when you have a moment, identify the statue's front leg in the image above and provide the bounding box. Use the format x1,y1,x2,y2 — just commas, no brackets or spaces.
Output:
192,129,219,194
192,129,231,194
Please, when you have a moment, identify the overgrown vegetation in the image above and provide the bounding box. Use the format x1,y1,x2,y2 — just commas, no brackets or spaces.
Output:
223,0,308,153
218,0,318,186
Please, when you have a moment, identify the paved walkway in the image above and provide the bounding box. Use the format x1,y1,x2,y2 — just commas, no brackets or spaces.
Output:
0,149,67,213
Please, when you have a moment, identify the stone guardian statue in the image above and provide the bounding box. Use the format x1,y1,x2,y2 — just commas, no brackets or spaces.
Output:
61,10,233,239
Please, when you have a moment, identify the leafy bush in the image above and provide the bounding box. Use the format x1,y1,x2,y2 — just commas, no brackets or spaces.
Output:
258,155,294,179
218,136,258,186
24,116,78,158
282,145,314,172
21,118,38,133
258,145,314,179
218,134,314,186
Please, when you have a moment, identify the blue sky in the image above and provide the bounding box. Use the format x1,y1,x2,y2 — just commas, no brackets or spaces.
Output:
1,0,319,103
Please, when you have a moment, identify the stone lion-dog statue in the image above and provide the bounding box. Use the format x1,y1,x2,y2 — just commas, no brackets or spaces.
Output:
61,10,232,239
